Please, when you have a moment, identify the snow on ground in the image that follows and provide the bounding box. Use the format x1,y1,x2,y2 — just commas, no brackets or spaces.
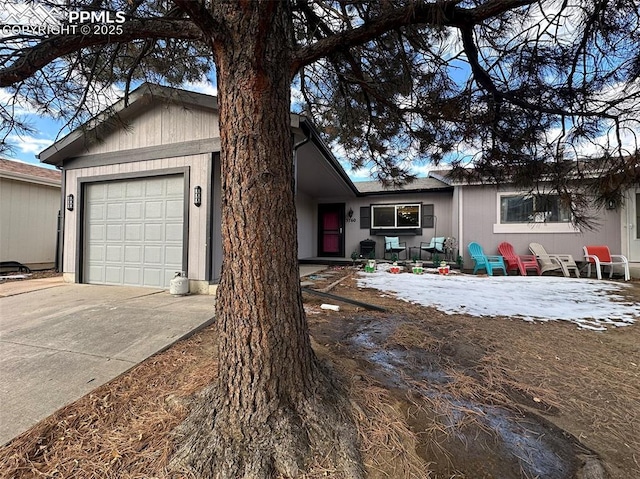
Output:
357,265,640,331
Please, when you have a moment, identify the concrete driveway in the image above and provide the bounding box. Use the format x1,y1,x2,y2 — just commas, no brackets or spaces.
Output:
0,278,215,445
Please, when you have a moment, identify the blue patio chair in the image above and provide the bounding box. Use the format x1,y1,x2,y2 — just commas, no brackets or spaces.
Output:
419,237,446,259
384,236,407,260
468,242,507,276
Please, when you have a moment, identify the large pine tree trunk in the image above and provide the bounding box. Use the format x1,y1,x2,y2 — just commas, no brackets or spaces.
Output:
173,2,362,477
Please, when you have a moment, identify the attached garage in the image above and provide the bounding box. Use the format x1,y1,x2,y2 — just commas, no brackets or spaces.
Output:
83,175,186,288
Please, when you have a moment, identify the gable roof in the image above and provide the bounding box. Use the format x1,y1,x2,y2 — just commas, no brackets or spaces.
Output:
0,158,61,187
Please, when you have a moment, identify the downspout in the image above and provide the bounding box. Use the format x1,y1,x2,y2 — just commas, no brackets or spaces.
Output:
458,187,464,269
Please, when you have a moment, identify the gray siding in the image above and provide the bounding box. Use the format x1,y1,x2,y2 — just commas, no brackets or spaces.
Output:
80,102,219,156
296,192,316,259
460,185,622,269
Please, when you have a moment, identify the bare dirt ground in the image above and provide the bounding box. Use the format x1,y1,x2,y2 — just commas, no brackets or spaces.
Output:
1,267,638,478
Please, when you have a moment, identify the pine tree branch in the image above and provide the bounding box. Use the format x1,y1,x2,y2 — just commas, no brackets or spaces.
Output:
0,18,202,87
290,0,537,74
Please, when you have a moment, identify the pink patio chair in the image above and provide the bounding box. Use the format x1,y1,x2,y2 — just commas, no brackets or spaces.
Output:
583,245,630,281
498,242,541,276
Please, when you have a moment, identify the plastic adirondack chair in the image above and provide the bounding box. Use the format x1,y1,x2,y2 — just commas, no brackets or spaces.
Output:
467,242,507,276
528,243,580,278
384,236,407,260
583,245,630,281
419,237,445,259
498,242,540,276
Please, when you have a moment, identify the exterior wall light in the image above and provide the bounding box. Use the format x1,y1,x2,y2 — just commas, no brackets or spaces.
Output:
348,207,354,218
66,194,74,211
194,186,202,207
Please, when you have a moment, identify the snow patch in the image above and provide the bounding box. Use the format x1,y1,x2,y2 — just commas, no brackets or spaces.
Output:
358,272,639,330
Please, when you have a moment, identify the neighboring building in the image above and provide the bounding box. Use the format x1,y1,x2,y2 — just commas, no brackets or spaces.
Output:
0,159,62,271
39,83,639,290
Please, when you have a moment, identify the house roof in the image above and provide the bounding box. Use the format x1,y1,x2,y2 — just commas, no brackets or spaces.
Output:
0,158,61,187
355,175,453,194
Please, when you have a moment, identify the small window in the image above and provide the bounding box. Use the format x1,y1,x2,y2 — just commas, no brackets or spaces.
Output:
500,194,571,224
372,204,421,229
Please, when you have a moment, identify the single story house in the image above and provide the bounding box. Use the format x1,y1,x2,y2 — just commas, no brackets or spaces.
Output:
38,83,639,290
0,159,61,271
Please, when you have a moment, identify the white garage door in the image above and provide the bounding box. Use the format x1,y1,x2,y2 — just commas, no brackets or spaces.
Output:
85,175,184,288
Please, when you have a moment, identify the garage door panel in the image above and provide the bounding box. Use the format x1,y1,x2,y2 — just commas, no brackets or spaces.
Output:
88,265,105,282
124,245,142,262
85,175,184,288
123,267,141,285
126,202,143,219
105,245,122,262
89,204,105,220
87,245,104,261
166,200,183,218
105,266,122,284
106,224,123,241
144,223,163,241
165,246,182,264
144,245,163,264
143,269,162,287
107,182,124,198
145,181,163,197
125,223,143,241
87,184,105,200
126,181,143,197
166,180,182,196
88,224,105,241
145,201,164,219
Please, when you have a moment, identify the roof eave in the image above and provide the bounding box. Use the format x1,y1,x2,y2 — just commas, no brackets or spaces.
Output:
299,117,361,197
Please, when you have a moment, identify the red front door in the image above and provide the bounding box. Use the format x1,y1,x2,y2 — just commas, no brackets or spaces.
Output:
318,204,345,257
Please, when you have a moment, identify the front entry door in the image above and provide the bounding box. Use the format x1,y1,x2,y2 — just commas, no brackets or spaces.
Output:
318,203,345,257
629,189,640,261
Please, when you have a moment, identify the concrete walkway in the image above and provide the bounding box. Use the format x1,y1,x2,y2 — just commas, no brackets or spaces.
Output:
0,281,216,445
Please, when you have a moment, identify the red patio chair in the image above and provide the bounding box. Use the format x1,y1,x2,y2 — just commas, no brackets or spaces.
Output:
498,242,541,276
583,245,630,281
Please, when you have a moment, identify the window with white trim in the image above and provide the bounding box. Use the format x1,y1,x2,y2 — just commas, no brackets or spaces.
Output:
500,194,571,223
371,204,421,229
494,192,578,234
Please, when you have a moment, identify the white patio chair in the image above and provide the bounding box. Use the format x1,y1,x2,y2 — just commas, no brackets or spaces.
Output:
528,243,580,277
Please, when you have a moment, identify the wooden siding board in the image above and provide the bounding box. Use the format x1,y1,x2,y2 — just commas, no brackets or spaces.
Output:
71,103,219,158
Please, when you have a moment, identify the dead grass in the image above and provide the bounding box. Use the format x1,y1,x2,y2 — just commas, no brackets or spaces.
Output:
0,330,218,479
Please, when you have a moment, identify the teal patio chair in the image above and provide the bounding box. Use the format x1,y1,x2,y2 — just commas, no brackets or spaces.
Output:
384,236,407,260
419,237,446,259
468,242,507,276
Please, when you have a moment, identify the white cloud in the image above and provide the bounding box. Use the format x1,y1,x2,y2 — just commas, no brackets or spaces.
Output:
6,134,54,155
183,78,218,97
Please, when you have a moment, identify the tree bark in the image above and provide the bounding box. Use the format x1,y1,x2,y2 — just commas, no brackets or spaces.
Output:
172,2,362,477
